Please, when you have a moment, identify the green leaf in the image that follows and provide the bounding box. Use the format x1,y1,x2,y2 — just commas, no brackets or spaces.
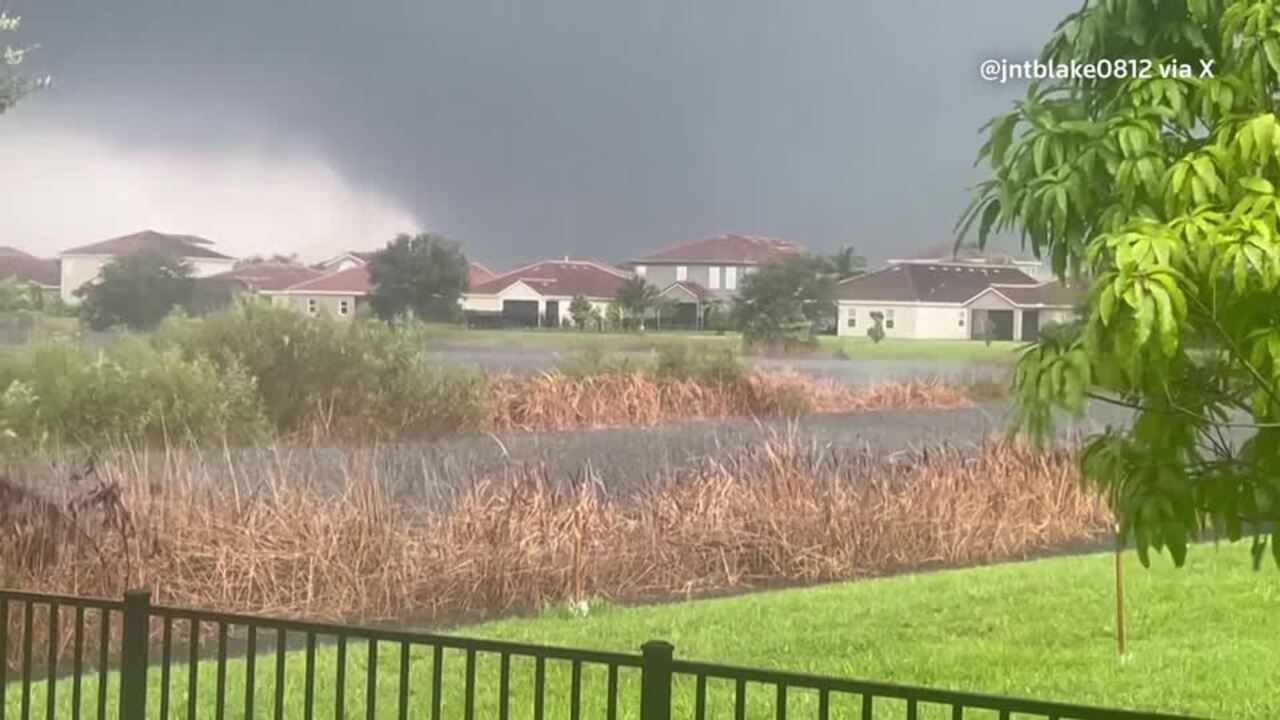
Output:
1239,176,1275,194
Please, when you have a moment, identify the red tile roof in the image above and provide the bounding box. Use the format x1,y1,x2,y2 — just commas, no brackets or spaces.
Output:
836,263,1038,304
207,263,324,292
630,234,804,265
468,262,495,287
0,255,59,287
470,260,630,299
282,265,372,294
61,230,232,259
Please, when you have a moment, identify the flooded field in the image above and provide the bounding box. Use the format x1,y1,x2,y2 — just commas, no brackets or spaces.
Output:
9,401,1134,509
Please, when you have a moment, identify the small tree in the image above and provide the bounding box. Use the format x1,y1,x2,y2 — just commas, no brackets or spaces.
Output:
367,234,469,322
866,311,886,344
615,276,658,330
824,245,869,281
957,0,1280,566
733,255,834,350
567,295,593,330
76,252,194,331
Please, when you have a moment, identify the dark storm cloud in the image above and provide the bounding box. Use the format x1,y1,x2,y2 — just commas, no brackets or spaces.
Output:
12,0,1076,265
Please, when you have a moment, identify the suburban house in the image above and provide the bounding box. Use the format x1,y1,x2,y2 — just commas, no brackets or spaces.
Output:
275,264,372,319
316,250,496,289
58,230,236,303
463,259,631,327
627,234,805,328
835,261,1080,341
0,246,61,305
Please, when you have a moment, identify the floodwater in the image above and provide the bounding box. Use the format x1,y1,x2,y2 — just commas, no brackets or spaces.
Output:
9,401,1135,509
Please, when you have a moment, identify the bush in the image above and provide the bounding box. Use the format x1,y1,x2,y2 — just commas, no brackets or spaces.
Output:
154,301,489,440
0,339,268,449
650,343,745,384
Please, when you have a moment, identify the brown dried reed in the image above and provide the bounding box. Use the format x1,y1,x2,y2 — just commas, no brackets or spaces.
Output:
2,438,1106,637
489,372,974,432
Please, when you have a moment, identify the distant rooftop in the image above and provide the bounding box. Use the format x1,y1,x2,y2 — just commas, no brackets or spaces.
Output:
61,230,232,260
629,234,805,265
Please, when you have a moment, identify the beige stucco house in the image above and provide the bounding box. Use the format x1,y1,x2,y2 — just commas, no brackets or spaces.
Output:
463,259,629,327
58,230,236,303
835,262,1080,341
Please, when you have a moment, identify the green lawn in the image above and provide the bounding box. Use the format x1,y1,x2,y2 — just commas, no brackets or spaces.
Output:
8,549,1274,718
424,324,1021,361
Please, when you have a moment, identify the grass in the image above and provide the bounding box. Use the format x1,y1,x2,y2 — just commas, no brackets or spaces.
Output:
422,323,1023,361
7,548,1271,718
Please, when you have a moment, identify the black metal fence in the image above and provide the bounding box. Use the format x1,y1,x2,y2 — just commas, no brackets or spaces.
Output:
1,587,1203,720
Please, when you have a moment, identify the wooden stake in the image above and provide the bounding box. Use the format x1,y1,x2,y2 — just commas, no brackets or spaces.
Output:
1114,537,1126,656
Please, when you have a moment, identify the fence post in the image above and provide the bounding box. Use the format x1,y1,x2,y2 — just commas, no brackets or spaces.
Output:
119,588,152,720
640,640,674,720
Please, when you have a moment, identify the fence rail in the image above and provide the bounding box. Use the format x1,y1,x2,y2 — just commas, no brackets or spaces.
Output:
1,587,1205,720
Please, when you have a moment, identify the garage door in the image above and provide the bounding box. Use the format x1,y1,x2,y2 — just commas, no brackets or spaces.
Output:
502,300,539,328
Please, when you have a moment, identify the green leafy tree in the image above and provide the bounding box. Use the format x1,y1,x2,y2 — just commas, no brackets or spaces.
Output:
866,311,886,344
568,295,594,329
615,276,659,330
1,11,50,115
824,245,869,281
959,0,1280,567
0,278,39,311
367,234,469,322
733,255,834,350
76,252,194,331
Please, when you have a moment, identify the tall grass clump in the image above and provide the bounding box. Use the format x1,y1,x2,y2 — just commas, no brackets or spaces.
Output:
0,339,268,450
154,302,490,441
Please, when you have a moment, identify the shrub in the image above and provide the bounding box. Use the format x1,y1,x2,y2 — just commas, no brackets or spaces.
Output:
0,339,268,449
154,302,489,440
651,342,745,384
867,311,886,343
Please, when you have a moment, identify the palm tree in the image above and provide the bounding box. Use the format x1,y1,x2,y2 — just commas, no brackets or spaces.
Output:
825,246,868,281
615,276,660,330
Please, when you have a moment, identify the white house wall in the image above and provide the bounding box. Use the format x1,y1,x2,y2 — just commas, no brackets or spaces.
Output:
59,255,235,303
837,302,922,339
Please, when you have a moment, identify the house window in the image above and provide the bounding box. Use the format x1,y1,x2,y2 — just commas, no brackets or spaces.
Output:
708,266,722,289
886,308,895,329
306,298,318,315
846,309,856,329
339,299,351,316
676,265,688,281
958,310,966,327
725,266,738,290
635,265,647,277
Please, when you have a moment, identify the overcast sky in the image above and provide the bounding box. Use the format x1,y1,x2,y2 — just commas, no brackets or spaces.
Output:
1,1,1077,267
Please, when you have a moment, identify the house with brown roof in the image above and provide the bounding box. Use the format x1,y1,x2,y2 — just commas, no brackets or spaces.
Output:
463,259,631,327
58,230,236,303
627,234,804,299
835,262,1080,341
275,264,372,319
0,247,61,305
